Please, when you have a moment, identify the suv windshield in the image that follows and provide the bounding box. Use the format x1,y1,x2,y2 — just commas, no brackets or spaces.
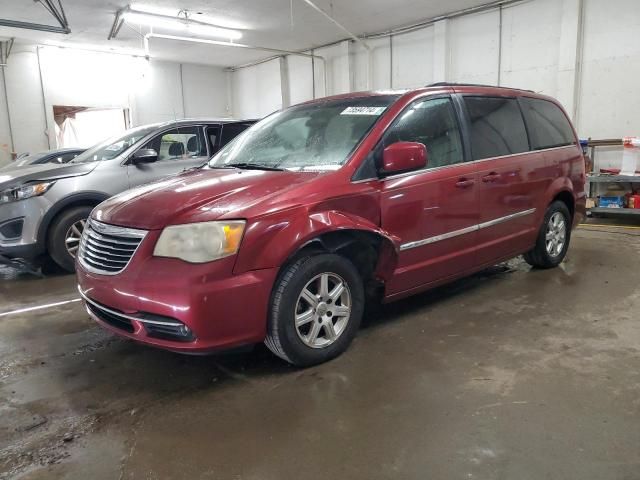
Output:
70,125,158,164
209,95,399,171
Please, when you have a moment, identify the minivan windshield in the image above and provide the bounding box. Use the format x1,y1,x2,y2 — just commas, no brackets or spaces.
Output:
209,95,399,171
70,125,158,164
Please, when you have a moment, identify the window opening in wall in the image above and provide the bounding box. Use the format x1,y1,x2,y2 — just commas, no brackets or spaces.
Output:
53,105,129,149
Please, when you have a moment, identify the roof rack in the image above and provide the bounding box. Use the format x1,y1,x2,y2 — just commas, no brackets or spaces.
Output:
426,82,534,93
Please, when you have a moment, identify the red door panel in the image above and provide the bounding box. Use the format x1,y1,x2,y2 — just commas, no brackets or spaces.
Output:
381,162,482,296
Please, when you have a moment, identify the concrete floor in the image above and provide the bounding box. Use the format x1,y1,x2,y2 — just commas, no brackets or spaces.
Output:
1,226,639,479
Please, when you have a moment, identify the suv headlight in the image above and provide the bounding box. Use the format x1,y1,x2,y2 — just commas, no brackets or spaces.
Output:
0,182,55,204
153,220,246,263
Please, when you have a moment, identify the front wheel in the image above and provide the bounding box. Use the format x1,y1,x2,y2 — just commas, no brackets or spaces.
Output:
265,254,365,367
524,201,572,269
47,206,92,272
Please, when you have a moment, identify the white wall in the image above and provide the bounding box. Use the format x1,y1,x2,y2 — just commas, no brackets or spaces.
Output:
449,10,500,85
579,0,640,138
182,63,230,119
0,68,12,165
3,46,49,159
229,0,640,172
287,55,314,105
0,45,231,164
392,27,435,88
231,58,282,119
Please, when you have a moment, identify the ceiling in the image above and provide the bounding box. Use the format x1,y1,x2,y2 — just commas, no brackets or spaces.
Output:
0,0,495,67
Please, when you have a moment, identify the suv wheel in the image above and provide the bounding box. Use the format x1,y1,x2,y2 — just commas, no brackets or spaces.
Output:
265,254,365,367
524,201,571,269
47,206,92,272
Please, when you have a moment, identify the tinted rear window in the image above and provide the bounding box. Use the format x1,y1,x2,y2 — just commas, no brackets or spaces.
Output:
464,97,529,160
520,97,575,149
221,123,252,146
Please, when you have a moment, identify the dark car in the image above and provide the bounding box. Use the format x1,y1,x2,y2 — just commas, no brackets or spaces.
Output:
0,148,86,171
77,84,585,366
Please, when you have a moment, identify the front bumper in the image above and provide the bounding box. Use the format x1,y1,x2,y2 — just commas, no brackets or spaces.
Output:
0,197,50,259
76,230,278,353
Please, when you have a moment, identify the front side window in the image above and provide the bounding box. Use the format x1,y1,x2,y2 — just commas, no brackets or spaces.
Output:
209,96,398,171
464,97,529,160
58,152,80,164
520,97,576,150
144,127,206,162
381,97,464,169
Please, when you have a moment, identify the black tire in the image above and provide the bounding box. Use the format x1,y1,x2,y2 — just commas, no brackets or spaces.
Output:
524,201,572,269
265,253,365,367
47,206,92,272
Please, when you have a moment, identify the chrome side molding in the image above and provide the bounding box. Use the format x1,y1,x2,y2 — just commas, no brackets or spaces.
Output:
399,208,536,251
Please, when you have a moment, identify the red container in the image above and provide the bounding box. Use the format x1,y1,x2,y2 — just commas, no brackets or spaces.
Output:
629,195,640,209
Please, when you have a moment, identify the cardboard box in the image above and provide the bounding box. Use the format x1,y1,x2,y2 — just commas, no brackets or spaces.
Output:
599,196,625,208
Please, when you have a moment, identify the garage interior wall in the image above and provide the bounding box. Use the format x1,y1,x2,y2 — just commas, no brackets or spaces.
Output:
230,0,640,169
1,0,638,167
0,45,230,166
0,68,12,165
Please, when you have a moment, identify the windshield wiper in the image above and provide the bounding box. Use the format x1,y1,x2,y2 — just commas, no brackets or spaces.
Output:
227,162,284,171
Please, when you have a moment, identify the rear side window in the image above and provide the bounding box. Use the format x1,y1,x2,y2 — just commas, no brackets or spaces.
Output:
220,123,252,147
464,97,529,160
381,97,464,169
520,98,575,149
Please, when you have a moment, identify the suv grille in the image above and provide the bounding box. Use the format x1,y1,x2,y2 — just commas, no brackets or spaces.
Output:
78,219,147,275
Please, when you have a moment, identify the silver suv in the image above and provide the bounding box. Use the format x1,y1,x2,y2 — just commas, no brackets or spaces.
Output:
0,119,254,271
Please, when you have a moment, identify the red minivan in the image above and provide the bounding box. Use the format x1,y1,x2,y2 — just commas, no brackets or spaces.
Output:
76,84,586,366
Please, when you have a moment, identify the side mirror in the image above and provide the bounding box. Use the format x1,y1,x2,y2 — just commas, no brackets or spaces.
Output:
130,148,158,165
381,142,427,175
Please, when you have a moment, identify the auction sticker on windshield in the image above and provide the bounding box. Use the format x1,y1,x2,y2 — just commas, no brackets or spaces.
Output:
340,106,387,115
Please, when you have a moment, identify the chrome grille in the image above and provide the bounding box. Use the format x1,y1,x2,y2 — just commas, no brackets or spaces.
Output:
78,219,147,275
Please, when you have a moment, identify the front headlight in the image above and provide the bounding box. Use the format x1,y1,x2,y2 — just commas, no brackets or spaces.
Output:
153,220,246,263
0,182,55,204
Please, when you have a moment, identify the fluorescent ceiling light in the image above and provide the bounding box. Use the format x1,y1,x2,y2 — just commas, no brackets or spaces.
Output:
122,10,242,40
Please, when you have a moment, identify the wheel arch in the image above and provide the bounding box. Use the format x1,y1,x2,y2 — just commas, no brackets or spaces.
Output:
551,190,575,219
37,191,110,252
270,211,401,298
543,178,576,221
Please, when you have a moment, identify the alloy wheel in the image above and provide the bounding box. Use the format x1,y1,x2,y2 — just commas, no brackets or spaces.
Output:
65,219,86,258
294,272,352,349
545,212,566,257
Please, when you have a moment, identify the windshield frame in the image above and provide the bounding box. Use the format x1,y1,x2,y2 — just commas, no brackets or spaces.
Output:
208,95,400,172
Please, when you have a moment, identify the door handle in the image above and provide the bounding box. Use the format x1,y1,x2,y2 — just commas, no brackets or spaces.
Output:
455,178,475,188
482,172,501,183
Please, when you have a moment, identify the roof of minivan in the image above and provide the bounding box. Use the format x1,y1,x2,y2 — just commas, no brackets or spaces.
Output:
295,83,549,107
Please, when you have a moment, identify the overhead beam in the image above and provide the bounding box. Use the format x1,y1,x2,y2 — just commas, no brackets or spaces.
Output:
107,9,125,40
0,18,69,34
0,0,70,34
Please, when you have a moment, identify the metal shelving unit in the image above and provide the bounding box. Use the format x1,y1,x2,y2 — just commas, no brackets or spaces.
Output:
585,138,640,218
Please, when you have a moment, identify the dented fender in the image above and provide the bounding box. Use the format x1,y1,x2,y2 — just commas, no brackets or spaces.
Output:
233,206,401,281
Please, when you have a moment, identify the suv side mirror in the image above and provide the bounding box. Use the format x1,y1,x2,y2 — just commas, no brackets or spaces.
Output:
130,149,158,165
381,142,427,175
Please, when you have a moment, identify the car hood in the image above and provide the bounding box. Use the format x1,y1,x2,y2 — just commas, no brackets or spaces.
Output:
0,162,96,190
93,168,322,229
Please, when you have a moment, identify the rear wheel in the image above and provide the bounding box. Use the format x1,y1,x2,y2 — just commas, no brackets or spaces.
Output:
524,201,571,269
265,254,365,367
47,206,92,272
